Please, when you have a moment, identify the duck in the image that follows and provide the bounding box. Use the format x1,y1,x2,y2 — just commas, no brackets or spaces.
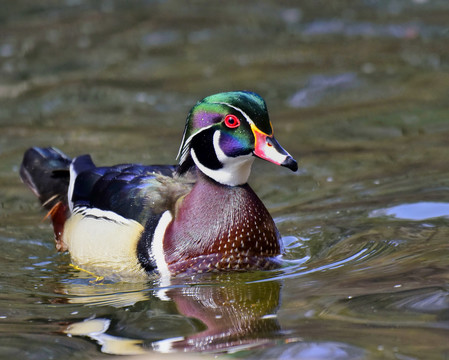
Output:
20,91,297,279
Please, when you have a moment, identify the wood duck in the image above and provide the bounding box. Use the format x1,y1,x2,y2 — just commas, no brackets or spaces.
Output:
20,91,297,279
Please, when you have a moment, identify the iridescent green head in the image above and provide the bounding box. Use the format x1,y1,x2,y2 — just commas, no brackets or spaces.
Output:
177,91,297,185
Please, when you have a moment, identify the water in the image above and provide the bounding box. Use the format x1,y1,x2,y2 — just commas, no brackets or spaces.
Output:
1,1,449,359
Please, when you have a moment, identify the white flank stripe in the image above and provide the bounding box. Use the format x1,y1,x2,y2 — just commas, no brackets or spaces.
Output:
152,210,173,279
68,161,77,212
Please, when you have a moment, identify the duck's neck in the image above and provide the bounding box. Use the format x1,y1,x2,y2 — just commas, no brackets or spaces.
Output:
163,172,282,274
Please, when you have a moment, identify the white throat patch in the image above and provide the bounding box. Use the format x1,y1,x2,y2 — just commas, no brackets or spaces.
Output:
191,130,254,186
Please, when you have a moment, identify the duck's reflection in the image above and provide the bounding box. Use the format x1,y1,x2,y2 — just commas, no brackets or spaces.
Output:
156,278,282,353
62,274,282,355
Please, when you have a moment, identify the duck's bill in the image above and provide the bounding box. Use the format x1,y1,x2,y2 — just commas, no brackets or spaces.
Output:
252,127,298,172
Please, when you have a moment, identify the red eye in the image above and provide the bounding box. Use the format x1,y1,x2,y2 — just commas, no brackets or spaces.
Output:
224,114,240,128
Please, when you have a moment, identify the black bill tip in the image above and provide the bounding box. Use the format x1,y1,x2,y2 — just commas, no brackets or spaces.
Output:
281,156,298,172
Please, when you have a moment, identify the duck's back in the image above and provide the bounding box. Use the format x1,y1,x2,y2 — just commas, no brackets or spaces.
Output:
70,156,191,225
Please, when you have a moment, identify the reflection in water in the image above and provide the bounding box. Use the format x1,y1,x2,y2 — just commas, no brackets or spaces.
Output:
65,318,147,355
160,279,281,353
54,273,154,308
63,276,282,355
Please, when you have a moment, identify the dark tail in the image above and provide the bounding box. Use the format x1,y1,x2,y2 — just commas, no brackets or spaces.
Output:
20,147,72,210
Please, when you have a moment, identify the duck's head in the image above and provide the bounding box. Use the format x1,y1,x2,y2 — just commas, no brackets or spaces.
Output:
177,91,298,186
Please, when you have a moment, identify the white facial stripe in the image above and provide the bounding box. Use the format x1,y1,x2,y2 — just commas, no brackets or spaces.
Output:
176,123,216,163
213,130,226,162
178,101,257,165
191,148,216,180
179,102,259,185
191,131,255,186
214,102,255,126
